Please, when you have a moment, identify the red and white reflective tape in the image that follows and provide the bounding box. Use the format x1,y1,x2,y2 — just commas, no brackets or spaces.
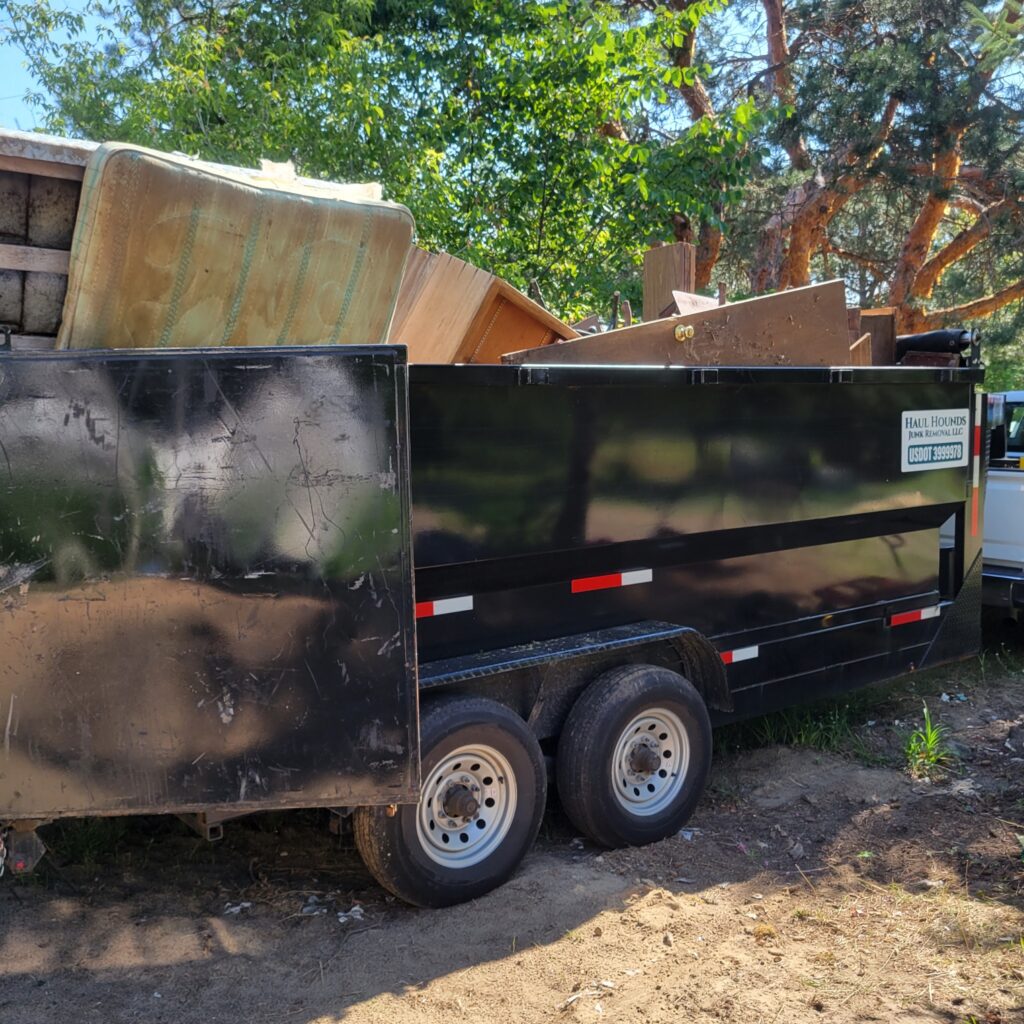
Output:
571,568,653,594
971,392,982,537
415,595,473,619
720,645,759,665
889,605,940,628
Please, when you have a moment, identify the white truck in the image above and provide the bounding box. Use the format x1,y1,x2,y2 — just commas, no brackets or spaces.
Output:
982,392,1024,610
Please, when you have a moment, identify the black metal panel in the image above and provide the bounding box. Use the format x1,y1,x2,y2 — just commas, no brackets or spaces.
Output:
0,346,418,819
410,367,976,679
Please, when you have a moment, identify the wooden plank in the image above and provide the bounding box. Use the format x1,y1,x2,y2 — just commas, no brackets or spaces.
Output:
847,307,862,343
848,332,871,366
643,243,695,321
503,280,850,367
860,307,895,366
0,242,70,275
0,154,85,181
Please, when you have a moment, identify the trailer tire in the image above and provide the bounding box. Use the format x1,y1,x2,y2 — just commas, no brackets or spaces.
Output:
557,664,711,848
353,696,546,908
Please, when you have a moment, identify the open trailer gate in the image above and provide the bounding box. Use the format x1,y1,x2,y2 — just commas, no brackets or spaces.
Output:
0,345,418,860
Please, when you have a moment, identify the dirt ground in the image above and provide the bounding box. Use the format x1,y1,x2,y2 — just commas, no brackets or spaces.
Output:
3,633,1023,1024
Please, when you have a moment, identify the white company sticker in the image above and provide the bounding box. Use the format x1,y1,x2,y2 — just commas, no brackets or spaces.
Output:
901,408,970,473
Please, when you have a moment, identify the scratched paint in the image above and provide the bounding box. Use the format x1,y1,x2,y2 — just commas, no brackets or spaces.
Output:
0,347,419,820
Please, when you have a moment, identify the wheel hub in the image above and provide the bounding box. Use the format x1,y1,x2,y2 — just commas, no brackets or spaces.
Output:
611,708,691,817
628,743,661,775
416,744,518,868
442,784,480,819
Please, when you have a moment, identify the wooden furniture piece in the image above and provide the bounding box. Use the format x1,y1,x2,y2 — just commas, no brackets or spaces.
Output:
503,280,850,367
388,247,577,363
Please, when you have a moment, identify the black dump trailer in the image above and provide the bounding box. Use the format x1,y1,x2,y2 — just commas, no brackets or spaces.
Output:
0,346,986,906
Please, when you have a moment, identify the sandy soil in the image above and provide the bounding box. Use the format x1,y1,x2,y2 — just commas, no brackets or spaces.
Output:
2,654,1022,1024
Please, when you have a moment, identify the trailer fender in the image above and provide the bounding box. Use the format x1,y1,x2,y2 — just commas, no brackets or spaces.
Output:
666,630,732,713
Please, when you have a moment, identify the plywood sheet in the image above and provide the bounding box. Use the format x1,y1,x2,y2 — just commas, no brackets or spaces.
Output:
503,280,850,367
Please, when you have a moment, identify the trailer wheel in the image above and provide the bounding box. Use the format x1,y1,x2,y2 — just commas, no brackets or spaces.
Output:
557,664,712,848
353,696,546,908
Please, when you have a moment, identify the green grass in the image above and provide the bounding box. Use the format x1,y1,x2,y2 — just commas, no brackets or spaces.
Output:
716,689,888,759
904,702,956,779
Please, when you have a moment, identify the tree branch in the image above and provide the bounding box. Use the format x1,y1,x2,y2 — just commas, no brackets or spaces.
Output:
890,141,965,306
913,199,1017,299
672,23,715,121
757,94,899,291
900,277,1024,332
821,240,887,278
761,0,810,170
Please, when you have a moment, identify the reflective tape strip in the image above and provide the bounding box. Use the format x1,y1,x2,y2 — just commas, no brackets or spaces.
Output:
720,645,758,665
890,605,941,627
415,595,473,619
571,568,653,594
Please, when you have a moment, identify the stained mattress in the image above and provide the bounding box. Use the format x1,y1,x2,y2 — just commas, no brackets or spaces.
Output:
57,143,414,349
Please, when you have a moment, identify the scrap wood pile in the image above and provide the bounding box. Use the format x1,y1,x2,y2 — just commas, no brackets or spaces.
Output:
0,130,974,368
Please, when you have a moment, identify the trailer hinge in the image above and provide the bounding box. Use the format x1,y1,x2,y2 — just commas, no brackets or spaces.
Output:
829,368,853,383
516,366,551,386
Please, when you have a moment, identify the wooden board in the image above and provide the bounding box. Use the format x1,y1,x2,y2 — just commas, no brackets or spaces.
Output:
860,307,896,366
503,280,850,367
0,129,95,182
643,243,695,321
388,247,576,363
847,307,862,343
0,242,70,275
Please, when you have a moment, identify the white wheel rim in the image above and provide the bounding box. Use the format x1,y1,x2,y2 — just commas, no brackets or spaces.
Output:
611,707,690,816
416,743,518,868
